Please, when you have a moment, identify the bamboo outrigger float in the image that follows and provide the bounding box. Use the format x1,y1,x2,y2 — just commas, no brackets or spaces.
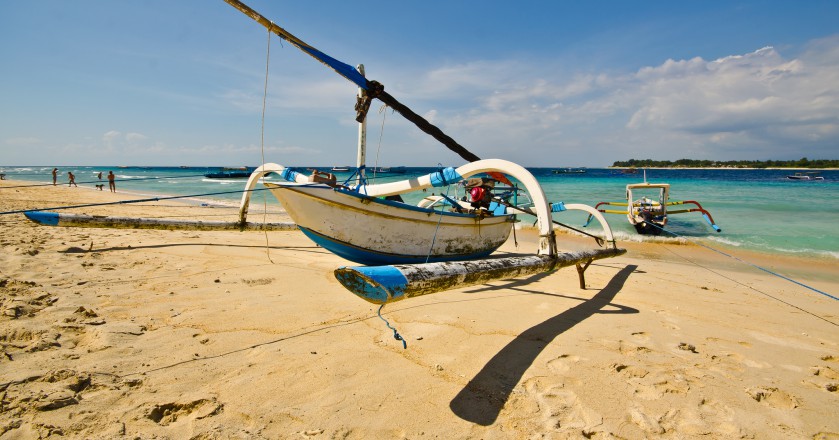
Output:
23,211,295,231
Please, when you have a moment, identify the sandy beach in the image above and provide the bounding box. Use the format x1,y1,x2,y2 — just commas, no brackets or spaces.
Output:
1,179,837,439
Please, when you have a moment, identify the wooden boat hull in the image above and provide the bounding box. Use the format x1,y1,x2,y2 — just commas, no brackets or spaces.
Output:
265,182,515,265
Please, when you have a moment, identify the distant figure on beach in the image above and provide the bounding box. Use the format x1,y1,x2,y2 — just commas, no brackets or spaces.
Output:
68,172,77,187
108,171,116,192
52,168,58,186
98,171,103,180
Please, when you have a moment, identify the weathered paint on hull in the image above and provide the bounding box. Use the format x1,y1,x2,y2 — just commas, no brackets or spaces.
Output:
23,211,296,231
265,183,515,265
335,247,627,304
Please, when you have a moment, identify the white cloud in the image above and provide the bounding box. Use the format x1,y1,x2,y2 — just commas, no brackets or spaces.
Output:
394,36,839,164
126,132,147,143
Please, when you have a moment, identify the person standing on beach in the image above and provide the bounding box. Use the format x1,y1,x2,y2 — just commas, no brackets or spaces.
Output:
67,172,77,187
108,171,116,192
52,168,58,186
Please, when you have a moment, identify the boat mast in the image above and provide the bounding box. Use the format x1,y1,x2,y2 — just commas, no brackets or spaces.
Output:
356,64,367,186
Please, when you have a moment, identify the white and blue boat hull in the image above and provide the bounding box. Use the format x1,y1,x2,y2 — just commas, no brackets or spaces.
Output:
265,182,516,265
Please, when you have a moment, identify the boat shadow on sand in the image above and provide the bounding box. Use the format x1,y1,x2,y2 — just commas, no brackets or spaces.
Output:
449,264,638,425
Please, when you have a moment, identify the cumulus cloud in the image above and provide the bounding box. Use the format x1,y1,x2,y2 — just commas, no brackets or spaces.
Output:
190,35,839,166
396,36,839,164
126,132,147,143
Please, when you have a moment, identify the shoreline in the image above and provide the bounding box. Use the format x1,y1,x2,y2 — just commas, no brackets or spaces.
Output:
2,177,835,272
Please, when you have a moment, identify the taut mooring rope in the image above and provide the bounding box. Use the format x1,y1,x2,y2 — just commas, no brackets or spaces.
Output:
259,25,275,263
648,222,837,302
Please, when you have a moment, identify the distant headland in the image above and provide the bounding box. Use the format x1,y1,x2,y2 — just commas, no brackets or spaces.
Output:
611,158,838,169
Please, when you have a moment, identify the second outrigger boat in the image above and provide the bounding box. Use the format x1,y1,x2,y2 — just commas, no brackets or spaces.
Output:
584,176,721,236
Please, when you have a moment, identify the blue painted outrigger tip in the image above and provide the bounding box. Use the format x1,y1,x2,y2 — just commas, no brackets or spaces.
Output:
334,265,409,304
24,211,60,226
702,213,722,233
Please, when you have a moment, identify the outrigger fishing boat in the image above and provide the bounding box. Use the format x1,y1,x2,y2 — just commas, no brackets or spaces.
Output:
584,175,721,236
222,0,628,303
21,0,627,306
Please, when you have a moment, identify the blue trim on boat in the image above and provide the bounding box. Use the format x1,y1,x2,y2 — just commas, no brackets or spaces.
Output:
24,211,59,226
429,167,462,187
330,186,512,219
298,226,500,265
280,168,300,182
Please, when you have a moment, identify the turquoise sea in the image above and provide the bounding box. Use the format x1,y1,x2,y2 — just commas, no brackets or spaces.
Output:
3,165,838,261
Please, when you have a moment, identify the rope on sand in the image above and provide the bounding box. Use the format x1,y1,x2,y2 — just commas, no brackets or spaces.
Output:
649,223,837,302
378,304,407,349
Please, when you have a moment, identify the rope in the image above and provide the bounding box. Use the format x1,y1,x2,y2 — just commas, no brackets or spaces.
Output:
425,169,453,263
372,104,391,179
647,222,837,302
377,304,406,349
259,25,275,263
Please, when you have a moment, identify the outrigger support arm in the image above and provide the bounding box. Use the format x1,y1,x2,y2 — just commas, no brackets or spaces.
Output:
238,163,310,225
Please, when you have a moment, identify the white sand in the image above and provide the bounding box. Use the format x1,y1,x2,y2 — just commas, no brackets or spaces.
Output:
1,179,837,439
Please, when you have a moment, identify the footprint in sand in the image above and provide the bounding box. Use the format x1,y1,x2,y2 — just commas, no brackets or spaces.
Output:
631,370,692,400
521,377,603,434
144,398,224,426
745,386,800,409
546,354,580,373
1,279,56,319
0,369,92,415
656,397,743,437
1,328,62,358
610,363,649,379
806,362,839,394
618,340,653,357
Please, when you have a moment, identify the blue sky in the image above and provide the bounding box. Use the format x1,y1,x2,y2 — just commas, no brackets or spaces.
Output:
2,1,837,167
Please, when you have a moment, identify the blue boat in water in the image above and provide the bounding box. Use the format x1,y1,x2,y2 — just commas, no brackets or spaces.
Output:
204,167,255,178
